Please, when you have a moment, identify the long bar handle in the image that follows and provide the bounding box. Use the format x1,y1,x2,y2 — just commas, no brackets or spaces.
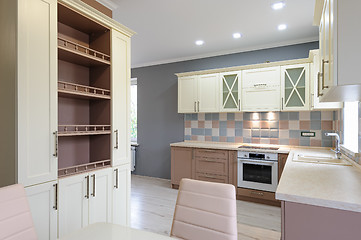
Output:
317,72,323,97
53,183,58,210
321,59,329,90
85,176,90,199
194,102,196,112
53,131,58,157
114,168,119,189
114,130,119,149
197,101,200,112
238,99,241,111
91,174,96,197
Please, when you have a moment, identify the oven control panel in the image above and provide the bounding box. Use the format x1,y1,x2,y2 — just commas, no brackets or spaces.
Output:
237,151,278,161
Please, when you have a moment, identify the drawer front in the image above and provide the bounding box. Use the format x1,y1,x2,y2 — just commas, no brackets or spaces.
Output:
237,187,275,201
195,157,228,176
194,149,228,160
195,173,228,184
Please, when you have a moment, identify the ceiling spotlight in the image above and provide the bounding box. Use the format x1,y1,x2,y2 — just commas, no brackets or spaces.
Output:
195,40,204,46
272,1,285,10
278,24,287,31
233,33,242,39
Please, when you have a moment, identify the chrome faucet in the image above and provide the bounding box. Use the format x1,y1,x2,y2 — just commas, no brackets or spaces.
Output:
325,132,341,159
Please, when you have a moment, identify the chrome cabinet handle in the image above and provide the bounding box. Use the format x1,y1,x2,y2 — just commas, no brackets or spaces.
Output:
114,130,119,149
238,99,241,111
53,131,58,157
114,169,119,189
317,72,323,97
91,174,96,197
194,102,196,112
251,191,264,196
53,184,58,210
321,59,329,90
254,83,267,88
85,176,90,199
281,97,284,110
197,101,200,112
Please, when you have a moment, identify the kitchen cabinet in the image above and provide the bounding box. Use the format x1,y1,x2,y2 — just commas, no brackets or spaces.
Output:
278,153,288,182
171,147,194,188
25,181,58,240
112,164,131,226
309,50,342,109
281,201,361,240
111,29,131,167
220,71,241,112
58,168,113,238
281,64,310,111
178,74,219,113
316,0,361,102
194,149,229,182
242,67,281,112
0,0,58,188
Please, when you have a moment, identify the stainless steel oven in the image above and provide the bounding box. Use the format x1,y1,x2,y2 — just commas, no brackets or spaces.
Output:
237,151,278,192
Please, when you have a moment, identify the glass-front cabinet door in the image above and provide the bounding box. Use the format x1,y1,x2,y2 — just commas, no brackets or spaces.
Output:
220,71,241,112
281,63,310,111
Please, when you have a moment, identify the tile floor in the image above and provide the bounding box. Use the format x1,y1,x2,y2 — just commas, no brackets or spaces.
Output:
130,175,281,240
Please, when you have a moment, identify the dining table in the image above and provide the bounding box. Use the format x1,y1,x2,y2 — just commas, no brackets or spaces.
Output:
59,222,175,240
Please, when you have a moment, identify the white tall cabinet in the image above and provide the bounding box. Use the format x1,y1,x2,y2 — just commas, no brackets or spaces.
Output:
0,0,133,239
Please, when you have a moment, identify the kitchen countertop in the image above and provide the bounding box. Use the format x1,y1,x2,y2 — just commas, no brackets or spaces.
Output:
170,141,361,213
276,149,361,213
170,140,292,153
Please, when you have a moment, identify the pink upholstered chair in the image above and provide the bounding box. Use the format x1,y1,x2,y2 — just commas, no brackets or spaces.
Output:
170,178,238,240
0,184,37,240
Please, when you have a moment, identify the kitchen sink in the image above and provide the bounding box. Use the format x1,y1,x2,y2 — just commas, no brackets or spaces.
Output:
293,154,352,166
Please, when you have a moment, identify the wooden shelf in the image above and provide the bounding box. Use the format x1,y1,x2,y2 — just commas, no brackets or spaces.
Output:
58,159,111,177
58,37,111,67
58,125,111,136
58,81,111,100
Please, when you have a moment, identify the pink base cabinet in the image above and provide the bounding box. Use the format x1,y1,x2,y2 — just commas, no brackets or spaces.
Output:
282,201,361,240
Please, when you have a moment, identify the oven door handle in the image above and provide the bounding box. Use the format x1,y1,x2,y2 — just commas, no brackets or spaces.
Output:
238,159,277,166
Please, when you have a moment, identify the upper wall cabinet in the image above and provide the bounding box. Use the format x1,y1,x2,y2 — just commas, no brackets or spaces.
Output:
281,64,310,111
178,74,219,113
309,50,342,109
220,71,241,112
316,0,361,102
242,67,281,112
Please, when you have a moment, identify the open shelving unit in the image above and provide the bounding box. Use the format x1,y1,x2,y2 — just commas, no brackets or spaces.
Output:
57,2,112,178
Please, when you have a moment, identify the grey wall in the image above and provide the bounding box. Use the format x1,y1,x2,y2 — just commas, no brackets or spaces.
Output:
132,41,319,179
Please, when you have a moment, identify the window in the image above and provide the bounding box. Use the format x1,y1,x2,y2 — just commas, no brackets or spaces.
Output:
343,101,359,152
130,78,137,142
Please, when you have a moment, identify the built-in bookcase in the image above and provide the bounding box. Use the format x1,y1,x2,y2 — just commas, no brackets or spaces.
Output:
57,2,112,177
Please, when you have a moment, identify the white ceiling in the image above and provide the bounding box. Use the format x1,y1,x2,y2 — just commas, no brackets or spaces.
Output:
101,0,318,68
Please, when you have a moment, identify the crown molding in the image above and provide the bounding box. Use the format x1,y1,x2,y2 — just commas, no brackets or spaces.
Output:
96,0,118,10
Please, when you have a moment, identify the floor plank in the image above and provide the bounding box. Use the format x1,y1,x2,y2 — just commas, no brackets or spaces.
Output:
130,175,281,239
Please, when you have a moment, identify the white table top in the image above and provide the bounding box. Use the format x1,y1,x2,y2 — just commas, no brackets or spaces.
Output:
59,223,174,240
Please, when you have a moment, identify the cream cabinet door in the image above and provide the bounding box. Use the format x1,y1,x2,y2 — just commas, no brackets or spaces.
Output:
281,64,310,111
58,173,89,238
112,164,131,226
25,181,57,240
242,67,280,111
88,168,113,225
111,29,131,167
220,71,241,112
17,0,58,187
198,74,219,112
178,76,198,113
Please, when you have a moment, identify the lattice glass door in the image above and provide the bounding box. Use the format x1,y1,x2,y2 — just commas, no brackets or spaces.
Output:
220,71,241,111
281,64,309,111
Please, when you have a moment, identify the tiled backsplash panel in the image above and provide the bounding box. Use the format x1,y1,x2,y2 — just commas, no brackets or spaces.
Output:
184,111,338,147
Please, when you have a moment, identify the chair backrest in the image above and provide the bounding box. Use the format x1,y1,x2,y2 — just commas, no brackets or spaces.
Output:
0,184,37,240
170,179,237,240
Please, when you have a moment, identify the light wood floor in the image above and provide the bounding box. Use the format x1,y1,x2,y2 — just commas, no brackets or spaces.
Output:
131,175,281,240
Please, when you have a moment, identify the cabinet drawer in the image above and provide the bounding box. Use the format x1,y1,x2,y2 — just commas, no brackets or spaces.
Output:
195,157,228,176
237,187,275,201
195,173,228,184
194,149,228,160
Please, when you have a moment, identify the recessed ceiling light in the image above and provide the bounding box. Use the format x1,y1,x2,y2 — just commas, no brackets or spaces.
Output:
272,1,285,10
233,33,242,39
195,40,204,46
278,24,287,31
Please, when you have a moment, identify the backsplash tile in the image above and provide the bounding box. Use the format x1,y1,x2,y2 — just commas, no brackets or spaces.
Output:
184,111,337,147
